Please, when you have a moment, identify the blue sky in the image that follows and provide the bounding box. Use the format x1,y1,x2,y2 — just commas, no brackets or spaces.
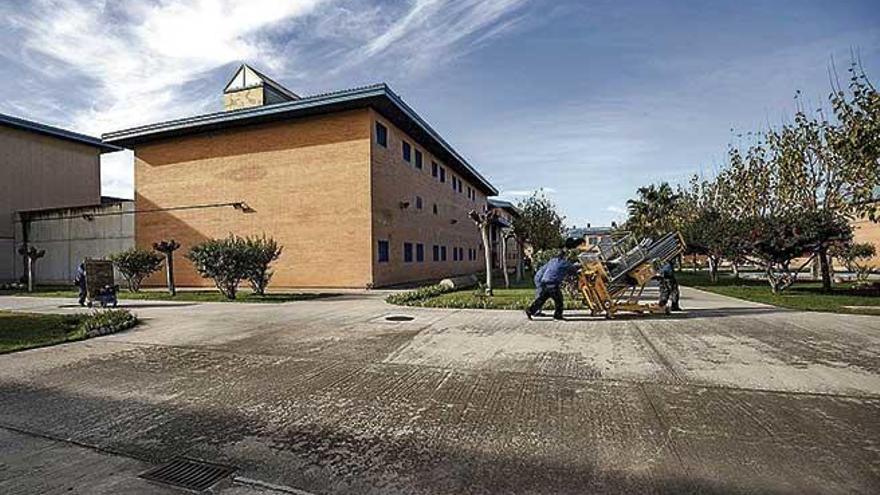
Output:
1,0,878,227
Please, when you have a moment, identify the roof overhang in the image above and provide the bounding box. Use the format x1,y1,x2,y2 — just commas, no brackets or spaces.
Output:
1,113,121,153
103,84,498,195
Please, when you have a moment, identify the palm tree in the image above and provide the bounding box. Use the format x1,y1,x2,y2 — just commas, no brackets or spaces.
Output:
625,182,681,239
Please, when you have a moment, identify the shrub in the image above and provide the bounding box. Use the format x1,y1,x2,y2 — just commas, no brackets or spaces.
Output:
109,248,164,292
386,284,452,306
186,235,251,299
80,309,138,337
243,235,283,296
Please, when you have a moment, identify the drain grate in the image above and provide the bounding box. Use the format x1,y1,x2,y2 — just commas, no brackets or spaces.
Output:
385,315,414,322
139,457,235,492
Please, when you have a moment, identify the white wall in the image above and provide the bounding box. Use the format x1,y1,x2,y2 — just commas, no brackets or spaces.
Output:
13,201,135,285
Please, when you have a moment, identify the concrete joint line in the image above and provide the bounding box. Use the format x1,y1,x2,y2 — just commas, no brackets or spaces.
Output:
233,476,317,495
632,321,683,383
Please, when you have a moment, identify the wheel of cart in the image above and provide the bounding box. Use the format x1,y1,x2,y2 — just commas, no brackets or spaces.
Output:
84,259,119,308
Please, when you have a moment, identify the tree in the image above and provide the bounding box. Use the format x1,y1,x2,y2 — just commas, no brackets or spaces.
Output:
17,245,45,293
513,191,566,252
469,208,498,295
625,182,682,240
828,62,880,221
243,235,283,296
186,235,251,299
833,242,877,282
110,248,164,292
152,240,181,295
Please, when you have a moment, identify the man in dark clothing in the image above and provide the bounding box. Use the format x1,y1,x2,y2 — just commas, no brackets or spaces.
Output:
74,262,87,306
658,261,681,311
526,251,579,320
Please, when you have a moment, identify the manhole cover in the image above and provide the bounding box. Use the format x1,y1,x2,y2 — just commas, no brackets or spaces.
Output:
139,457,235,492
385,315,414,322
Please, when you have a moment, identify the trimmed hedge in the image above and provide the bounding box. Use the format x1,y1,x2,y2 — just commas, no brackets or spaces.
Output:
385,284,452,306
81,309,138,337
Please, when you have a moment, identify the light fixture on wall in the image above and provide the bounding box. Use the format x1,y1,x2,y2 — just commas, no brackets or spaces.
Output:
232,202,254,213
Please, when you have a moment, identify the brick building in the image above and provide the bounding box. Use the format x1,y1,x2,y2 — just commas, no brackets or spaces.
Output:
104,64,501,288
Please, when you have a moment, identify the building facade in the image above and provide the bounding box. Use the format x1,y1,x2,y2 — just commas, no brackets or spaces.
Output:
105,64,499,288
1,113,119,283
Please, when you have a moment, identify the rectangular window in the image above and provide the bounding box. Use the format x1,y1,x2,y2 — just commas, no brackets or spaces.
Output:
453,247,458,261
402,141,411,162
440,246,447,261
440,167,446,183
375,122,387,147
459,247,464,261
431,161,438,177
378,240,389,263
432,204,438,215
416,243,424,262
404,242,413,263
415,196,423,209
458,181,463,193
433,245,440,262
451,177,457,190
414,150,423,169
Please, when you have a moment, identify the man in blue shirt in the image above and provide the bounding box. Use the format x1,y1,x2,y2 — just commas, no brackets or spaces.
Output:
526,249,579,320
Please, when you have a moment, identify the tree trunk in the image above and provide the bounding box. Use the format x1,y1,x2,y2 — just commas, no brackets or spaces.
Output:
817,246,832,293
26,257,34,293
481,224,493,295
515,239,524,283
708,256,719,283
731,262,739,279
766,267,779,294
500,236,510,289
165,253,176,296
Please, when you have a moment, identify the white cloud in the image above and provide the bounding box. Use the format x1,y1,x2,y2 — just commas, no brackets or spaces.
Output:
0,0,529,198
606,205,626,214
499,187,556,197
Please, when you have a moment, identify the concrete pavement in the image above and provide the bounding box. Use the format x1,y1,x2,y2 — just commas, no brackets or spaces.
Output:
0,288,878,493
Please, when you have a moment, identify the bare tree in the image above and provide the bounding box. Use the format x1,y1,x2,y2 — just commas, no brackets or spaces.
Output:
469,208,498,295
153,240,181,295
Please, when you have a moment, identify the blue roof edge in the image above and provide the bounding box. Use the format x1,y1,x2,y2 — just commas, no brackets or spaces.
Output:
1,112,120,152
102,83,498,195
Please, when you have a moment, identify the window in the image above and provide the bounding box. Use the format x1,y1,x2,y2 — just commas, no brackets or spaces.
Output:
431,161,438,177
433,245,440,262
402,141,411,163
433,204,438,215
459,247,464,261
453,247,458,261
439,167,446,183
458,180,463,193
440,246,447,261
416,196,423,209
378,240,389,263
375,122,387,147
414,150,423,169
416,243,424,262
404,242,413,263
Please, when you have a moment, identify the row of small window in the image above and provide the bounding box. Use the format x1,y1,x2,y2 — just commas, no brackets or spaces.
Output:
377,241,478,263
376,122,477,201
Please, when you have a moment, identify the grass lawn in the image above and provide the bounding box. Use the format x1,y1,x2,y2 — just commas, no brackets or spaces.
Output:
391,278,586,310
0,286,340,304
677,271,880,314
0,311,86,353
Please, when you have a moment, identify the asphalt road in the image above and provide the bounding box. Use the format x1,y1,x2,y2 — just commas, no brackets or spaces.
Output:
0,287,878,494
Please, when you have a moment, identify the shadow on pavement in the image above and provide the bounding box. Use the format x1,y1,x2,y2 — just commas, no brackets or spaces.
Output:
0,381,832,495
542,306,786,321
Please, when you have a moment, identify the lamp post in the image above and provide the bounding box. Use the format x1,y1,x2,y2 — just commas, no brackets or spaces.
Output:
153,240,181,295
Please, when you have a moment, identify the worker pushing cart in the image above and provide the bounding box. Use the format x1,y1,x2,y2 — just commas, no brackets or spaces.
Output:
75,259,119,308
